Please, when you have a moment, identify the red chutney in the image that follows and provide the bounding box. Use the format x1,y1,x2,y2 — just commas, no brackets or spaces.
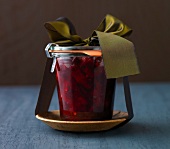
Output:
55,56,116,121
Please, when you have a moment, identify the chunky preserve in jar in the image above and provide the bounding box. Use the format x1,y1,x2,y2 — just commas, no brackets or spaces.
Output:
54,47,116,121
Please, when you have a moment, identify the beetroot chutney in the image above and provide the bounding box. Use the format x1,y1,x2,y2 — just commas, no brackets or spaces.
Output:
55,56,116,121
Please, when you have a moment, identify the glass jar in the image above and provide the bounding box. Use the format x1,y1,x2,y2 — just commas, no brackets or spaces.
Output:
52,46,116,121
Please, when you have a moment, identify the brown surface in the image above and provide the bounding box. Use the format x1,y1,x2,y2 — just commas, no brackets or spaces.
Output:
36,110,128,132
0,0,170,85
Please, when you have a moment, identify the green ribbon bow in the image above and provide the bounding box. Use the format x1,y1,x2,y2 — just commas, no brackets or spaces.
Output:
44,14,139,78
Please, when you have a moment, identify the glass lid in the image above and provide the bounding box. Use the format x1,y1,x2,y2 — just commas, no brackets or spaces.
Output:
45,43,101,58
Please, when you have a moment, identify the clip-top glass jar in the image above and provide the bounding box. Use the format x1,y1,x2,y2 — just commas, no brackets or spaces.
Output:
48,45,116,121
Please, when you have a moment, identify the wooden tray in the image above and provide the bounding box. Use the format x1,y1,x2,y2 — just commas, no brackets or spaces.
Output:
36,110,128,132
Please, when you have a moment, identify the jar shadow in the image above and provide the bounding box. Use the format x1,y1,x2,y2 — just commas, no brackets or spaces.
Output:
47,121,170,139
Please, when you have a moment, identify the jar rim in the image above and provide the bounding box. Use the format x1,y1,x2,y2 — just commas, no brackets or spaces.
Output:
45,43,101,58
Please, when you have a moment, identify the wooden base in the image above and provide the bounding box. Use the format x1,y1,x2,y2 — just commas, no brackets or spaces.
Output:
36,110,128,132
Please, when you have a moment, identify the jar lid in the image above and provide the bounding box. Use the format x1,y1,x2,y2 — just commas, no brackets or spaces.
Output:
45,43,101,58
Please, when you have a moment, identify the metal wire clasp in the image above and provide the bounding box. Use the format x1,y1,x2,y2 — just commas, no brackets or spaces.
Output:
45,43,59,58
45,43,59,73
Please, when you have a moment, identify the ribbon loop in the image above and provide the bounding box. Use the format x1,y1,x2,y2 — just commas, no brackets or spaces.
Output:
44,14,132,46
95,14,132,37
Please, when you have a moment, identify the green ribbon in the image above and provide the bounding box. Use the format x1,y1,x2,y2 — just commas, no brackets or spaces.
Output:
44,14,139,78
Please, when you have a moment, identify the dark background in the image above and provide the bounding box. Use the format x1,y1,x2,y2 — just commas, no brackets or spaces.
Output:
0,0,170,85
